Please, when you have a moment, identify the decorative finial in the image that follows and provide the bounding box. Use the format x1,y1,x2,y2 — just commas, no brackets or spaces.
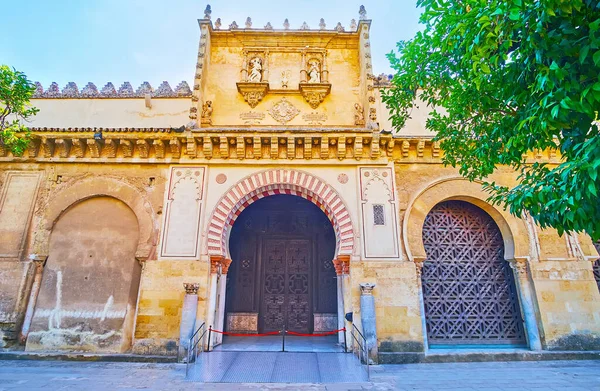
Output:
319,18,326,30
204,4,212,20
215,17,222,29
335,22,345,32
350,19,357,30
283,18,290,30
245,17,252,28
359,5,367,20
230,20,238,29
300,21,309,30
265,22,273,30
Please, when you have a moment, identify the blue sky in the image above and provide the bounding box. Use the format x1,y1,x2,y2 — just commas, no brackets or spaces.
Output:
0,0,422,89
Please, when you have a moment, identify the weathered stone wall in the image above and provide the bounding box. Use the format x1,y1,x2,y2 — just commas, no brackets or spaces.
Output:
26,197,141,352
530,260,600,350
0,162,165,352
0,171,41,347
350,262,423,352
132,260,209,355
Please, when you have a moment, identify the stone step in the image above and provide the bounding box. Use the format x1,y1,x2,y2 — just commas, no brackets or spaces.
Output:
186,351,369,383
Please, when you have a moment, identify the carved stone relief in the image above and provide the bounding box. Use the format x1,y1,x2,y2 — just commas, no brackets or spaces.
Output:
201,100,213,125
268,98,300,124
240,111,266,125
302,111,328,125
354,103,366,126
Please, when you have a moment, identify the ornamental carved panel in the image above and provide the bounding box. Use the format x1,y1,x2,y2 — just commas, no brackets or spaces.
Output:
421,200,526,345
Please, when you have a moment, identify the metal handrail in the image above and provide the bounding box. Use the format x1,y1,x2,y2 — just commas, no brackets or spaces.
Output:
185,322,206,379
351,324,370,380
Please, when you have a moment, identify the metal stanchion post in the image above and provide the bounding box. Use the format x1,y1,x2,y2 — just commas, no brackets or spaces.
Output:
282,328,286,352
207,326,212,352
343,328,347,353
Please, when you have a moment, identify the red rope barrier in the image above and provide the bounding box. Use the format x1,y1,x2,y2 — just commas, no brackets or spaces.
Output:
210,329,281,337
286,328,346,337
209,327,345,338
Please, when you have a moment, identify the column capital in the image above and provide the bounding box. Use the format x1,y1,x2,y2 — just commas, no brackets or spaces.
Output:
210,255,224,274
359,282,375,295
333,255,350,275
508,257,529,277
414,256,426,279
221,258,232,274
183,282,200,295
28,254,48,266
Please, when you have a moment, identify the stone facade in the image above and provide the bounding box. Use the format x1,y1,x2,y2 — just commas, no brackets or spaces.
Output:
1,6,599,359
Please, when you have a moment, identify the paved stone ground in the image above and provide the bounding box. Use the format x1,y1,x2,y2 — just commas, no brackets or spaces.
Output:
0,359,599,390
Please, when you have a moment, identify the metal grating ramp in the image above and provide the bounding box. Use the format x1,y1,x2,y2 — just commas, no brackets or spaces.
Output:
186,351,369,383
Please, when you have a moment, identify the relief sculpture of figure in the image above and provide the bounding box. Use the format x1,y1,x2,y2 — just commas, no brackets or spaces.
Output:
201,100,213,124
354,103,366,125
308,59,321,83
202,100,213,118
248,57,263,82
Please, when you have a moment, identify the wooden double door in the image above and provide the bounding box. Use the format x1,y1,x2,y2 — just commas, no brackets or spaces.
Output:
226,195,337,333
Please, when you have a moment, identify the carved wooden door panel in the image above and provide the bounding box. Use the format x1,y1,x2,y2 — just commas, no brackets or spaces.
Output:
286,240,311,333
421,200,526,345
261,239,311,333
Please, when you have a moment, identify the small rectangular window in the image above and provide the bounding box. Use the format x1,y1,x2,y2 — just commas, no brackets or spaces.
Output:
373,204,385,226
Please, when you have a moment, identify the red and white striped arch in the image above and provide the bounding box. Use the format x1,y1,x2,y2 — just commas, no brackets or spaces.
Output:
207,169,355,258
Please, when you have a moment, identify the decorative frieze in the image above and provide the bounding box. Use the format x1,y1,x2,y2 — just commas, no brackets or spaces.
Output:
4,130,561,163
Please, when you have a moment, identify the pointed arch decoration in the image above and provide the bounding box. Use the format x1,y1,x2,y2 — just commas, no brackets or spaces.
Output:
206,169,355,259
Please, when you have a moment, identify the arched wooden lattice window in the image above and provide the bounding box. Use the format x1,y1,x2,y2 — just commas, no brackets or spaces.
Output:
421,200,526,345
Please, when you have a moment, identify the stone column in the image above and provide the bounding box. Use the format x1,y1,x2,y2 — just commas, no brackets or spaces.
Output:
206,257,221,349
240,50,249,82
509,258,542,351
300,51,307,83
359,282,378,363
414,257,429,351
19,255,48,343
333,258,345,345
262,51,270,83
321,51,329,83
178,283,199,362
214,259,231,346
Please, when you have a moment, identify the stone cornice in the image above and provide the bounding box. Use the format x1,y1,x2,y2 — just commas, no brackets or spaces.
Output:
0,131,561,164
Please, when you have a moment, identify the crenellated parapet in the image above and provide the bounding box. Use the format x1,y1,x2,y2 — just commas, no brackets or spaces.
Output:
31,81,192,99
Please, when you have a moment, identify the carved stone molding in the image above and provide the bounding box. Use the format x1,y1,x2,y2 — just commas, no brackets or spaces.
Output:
299,83,331,109
237,82,269,108
359,283,375,295
268,98,300,124
184,283,200,295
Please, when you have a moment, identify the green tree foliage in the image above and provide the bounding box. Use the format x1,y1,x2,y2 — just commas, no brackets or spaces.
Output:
383,0,600,239
0,65,38,156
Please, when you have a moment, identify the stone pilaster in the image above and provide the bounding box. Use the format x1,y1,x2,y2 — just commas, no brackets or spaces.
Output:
509,258,542,351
